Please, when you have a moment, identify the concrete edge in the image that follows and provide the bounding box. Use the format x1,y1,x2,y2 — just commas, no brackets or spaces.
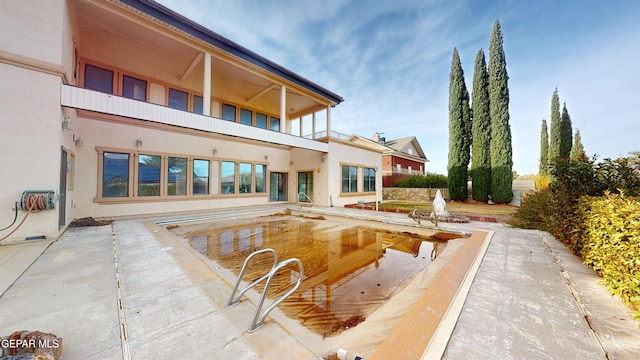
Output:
421,230,494,359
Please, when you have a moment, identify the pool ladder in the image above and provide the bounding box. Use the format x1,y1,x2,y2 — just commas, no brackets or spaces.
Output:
226,248,304,332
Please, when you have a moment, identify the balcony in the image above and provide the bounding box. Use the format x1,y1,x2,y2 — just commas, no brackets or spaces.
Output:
61,85,329,153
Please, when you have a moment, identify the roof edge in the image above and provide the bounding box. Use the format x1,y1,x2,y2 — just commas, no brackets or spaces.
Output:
120,0,344,105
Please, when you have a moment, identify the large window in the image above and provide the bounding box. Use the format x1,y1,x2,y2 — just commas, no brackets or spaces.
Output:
85,64,113,94
102,152,129,197
168,157,187,195
169,88,188,111
123,75,147,101
138,154,161,196
221,161,236,194
364,167,376,192
193,159,209,195
342,165,358,193
239,163,252,193
222,104,237,122
98,148,268,202
255,164,266,193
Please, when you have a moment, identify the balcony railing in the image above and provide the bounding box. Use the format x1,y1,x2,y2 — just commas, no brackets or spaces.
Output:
382,169,425,176
60,85,329,153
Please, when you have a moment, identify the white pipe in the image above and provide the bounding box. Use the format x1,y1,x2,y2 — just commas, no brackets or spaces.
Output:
337,348,364,360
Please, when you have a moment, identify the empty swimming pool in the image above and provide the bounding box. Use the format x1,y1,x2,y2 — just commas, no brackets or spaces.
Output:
168,212,465,338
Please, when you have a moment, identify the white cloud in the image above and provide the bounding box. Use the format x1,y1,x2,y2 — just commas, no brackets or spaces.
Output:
156,0,640,175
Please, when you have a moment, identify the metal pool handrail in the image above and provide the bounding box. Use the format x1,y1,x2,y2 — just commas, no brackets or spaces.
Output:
249,257,304,332
226,248,278,307
226,248,305,332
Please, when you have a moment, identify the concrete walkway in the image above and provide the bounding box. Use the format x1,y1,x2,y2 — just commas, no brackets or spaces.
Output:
1,206,638,359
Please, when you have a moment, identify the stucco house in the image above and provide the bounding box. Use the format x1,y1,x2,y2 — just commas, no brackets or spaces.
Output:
0,0,382,242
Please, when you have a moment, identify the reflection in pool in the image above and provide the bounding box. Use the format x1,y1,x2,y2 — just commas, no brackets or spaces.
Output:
173,215,450,337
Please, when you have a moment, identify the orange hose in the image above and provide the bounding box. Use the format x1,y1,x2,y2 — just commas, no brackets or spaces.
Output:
0,194,48,243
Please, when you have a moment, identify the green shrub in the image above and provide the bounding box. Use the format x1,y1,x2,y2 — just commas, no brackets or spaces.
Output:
579,193,640,310
392,173,448,188
510,189,554,230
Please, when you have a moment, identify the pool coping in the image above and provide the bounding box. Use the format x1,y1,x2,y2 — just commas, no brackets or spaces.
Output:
369,230,493,360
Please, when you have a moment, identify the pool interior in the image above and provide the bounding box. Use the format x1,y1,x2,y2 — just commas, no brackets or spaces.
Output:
169,212,467,338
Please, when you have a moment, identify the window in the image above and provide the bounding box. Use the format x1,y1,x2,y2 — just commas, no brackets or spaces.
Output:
102,152,129,197
255,164,266,193
342,165,358,193
123,75,147,101
84,64,113,94
256,113,267,129
193,95,203,114
193,159,209,195
270,172,288,201
364,167,376,192
138,154,161,196
270,117,280,131
222,104,236,121
168,156,187,195
239,163,252,193
221,161,236,194
240,108,253,126
169,88,188,111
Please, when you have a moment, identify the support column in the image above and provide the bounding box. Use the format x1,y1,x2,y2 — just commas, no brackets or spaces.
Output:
312,112,316,139
280,85,287,133
326,105,332,138
203,52,211,116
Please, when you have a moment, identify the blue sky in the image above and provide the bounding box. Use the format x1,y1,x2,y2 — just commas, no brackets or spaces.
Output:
157,0,640,175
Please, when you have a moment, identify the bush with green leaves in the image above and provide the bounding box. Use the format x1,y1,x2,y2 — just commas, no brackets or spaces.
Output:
513,154,640,316
578,193,640,310
392,173,448,189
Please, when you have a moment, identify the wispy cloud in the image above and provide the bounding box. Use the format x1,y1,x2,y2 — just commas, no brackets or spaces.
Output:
157,0,640,174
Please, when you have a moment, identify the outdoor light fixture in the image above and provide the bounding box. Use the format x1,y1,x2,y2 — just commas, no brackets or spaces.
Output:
212,148,218,155
265,155,269,161
75,137,84,147
322,155,326,162
62,117,74,130
135,139,143,148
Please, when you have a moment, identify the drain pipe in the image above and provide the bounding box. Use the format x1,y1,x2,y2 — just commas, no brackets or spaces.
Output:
337,349,364,360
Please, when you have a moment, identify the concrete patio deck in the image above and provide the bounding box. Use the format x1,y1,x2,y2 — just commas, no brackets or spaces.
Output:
1,205,638,359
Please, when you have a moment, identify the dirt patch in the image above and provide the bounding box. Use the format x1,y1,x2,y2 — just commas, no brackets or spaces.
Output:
69,217,112,227
323,315,366,338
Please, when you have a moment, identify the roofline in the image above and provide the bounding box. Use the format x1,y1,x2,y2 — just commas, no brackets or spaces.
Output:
120,0,345,105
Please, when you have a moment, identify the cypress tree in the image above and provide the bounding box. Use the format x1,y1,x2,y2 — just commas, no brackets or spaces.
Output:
549,88,561,162
570,129,585,160
560,102,573,159
488,20,513,203
539,119,549,175
447,48,472,201
471,49,491,202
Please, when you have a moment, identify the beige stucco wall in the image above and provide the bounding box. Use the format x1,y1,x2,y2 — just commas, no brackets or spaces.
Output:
0,0,64,65
0,65,67,241
326,141,382,207
72,115,298,218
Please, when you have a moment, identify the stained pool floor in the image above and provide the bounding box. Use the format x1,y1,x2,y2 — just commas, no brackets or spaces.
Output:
168,213,459,337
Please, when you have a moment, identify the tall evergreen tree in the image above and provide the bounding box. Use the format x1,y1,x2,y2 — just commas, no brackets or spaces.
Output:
559,102,573,159
447,48,472,201
539,119,549,175
549,88,561,162
488,20,513,203
471,49,491,202
570,129,585,160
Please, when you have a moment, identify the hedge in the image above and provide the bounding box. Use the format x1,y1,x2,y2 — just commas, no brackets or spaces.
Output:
577,193,640,310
